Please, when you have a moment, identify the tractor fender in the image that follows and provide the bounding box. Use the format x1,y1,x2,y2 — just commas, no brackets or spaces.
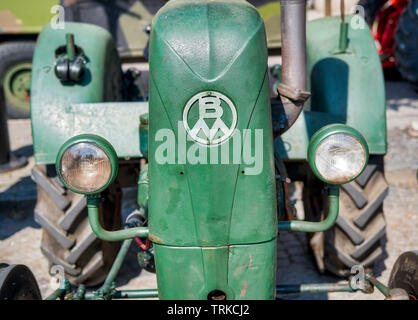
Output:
31,22,125,164
278,15,386,160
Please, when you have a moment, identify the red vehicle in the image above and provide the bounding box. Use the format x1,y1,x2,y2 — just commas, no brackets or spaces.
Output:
359,0,417,84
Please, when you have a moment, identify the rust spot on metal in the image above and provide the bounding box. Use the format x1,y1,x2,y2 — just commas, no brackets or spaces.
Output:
148,232,162,244
234,255,256,276
234,265,246,277
248,254,254,270
240,281,248,297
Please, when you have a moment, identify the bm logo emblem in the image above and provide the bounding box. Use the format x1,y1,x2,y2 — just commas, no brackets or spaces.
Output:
183,91,237,145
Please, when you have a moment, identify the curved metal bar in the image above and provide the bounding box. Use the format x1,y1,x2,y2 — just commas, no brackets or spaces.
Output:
45,288,66,300
87,196,149,241
101,239,133,294
278,185,339,232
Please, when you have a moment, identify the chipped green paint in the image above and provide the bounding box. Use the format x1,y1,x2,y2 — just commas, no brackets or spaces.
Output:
148,0,276,246
278,185,340,232
148,0,277,300
305,15,386,154
31,23,134,164
276,15,387,160
31,16,386,166
87,196,149,241
137,164,149,210
30,1,387,301
32,102,148,164
154,239,277,300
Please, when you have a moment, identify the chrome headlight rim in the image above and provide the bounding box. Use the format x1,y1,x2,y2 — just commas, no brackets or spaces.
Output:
55,134,118,195
308,124,369,185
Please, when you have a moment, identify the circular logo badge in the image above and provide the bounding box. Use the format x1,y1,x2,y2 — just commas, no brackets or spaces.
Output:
183,91,237,145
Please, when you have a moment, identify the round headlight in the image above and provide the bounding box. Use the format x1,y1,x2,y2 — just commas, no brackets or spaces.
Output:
308,125,368,184
56,135,118,194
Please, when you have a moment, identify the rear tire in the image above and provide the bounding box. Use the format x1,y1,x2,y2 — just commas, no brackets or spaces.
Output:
304,156,388,277
32,165,122,286
0,264,42,300
0,41,34,119
389,251,418,300
394,0,418,85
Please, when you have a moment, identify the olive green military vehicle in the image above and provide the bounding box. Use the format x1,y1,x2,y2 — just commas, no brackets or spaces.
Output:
0,0,281,118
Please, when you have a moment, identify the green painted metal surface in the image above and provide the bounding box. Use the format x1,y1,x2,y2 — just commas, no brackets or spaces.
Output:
306,16,386,154
87,196,149,240
31,8,387,166
101,239,133,295
275,110,340,159
139,113,149,159
148,0,276,247
147,0,277,299
32,102,147,164
30,3,387,302
278,185,339,232
277,15,386,160
137,164,148,210
154,239,277,300
33,104,380,166
30,22,138,164
45,279,71,300
277,282,357,294
111,290,159,299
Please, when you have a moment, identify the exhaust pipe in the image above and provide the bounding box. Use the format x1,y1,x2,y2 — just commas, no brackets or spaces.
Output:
273,0,310,136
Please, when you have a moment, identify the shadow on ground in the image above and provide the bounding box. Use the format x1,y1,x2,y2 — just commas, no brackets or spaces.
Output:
115,244,148,287
0,199,39,240
385,80,418,110
276,230,389,300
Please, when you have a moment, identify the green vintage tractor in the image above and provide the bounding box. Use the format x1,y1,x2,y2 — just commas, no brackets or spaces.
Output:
1,0,416,300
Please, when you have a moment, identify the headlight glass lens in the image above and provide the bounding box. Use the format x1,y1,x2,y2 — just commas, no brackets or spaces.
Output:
314,133,366,183
60,142,111,193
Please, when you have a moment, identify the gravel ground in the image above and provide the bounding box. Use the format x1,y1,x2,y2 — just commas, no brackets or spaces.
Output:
0,80,417,300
